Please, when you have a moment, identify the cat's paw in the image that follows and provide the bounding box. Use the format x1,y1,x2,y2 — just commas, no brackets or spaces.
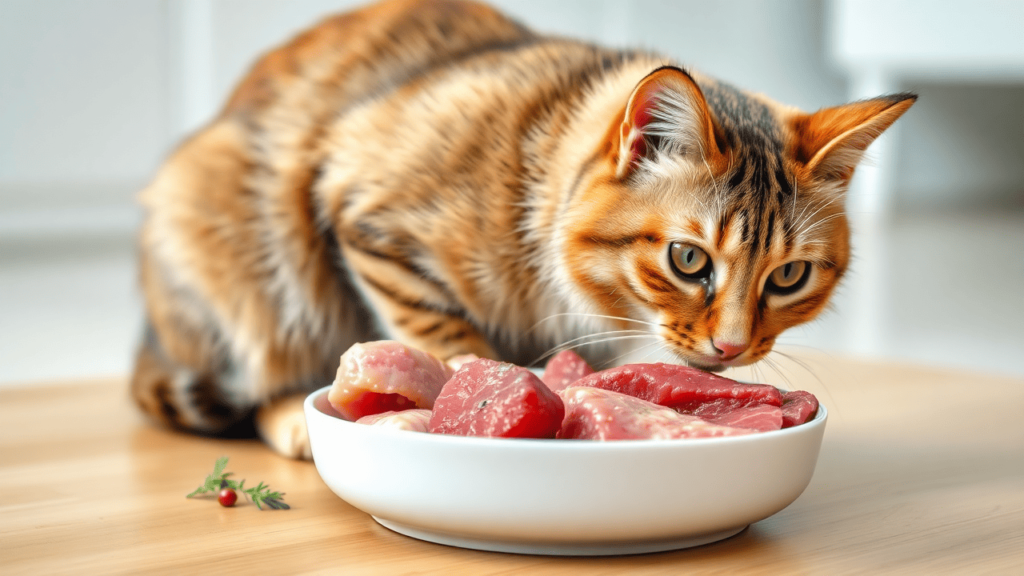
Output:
255,393,312,460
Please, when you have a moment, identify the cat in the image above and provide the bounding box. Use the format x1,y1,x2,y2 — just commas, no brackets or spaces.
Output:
130,0,915,458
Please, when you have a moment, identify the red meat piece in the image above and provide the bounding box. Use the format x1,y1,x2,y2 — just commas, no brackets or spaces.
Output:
781,390,819,428
541,350,596,391
572,363,783,412
701,404,783,432
557,387,754,440
428,359,565,438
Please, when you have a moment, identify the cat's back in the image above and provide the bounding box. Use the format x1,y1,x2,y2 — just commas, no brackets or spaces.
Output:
220,0,534,121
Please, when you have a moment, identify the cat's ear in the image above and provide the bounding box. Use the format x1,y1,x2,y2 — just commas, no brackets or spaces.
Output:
793,93,917,181
614,66,724,180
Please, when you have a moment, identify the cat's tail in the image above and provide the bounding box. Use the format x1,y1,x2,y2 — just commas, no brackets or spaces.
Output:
130,321,253,437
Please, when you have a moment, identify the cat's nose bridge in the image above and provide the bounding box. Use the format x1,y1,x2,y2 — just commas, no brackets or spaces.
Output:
709,282,754,353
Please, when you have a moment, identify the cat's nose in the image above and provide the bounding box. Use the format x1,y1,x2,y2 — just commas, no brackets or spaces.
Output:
712,340,749,361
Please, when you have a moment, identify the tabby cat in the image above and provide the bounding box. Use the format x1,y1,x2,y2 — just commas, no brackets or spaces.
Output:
131,0,915,458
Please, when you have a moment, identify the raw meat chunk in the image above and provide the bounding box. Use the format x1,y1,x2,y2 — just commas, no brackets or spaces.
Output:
781,390,819,428
557,387,754,440
328,341,453,421
701,404,783,432
428,359,564,438
445,354,479,372
356,409,432,432
573,363,782,412
541,350,596,391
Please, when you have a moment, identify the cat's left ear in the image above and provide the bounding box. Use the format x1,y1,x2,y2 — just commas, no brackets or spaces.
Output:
792,93,917,182
613,66,725,180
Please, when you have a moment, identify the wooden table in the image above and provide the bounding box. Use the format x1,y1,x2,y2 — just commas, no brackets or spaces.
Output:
2,355,1023,574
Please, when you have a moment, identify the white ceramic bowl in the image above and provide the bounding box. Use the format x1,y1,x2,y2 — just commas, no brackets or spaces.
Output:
304,386,826,556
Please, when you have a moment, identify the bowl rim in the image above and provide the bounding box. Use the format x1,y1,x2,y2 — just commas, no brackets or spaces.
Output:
304,384,828,451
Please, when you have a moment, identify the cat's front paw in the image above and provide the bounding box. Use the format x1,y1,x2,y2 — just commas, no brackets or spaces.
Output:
255,393,312,460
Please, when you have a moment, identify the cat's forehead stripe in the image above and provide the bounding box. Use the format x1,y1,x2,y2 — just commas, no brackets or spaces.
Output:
577,231,662,248
686,219,704,238
700,80,795,213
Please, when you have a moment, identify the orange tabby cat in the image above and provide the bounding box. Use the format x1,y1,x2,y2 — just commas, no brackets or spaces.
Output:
131,0,914,458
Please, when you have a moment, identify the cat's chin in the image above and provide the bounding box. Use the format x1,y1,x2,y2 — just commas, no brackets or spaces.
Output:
662,351,728,374
676,353,757,374
687,361,727,374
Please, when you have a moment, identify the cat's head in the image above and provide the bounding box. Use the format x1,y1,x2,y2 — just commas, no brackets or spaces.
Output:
561,66,915,371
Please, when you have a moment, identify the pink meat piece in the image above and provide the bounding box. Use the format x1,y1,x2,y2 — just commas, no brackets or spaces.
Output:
541,350,596,392
445,353,479,372
428,359,564,438
557,387,754,440
572,363,783,412
781,390,819,428
328,341,454,421
356,409,432,432
701,404,783,432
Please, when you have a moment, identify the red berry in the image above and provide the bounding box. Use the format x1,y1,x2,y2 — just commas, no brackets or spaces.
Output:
218,488,237,507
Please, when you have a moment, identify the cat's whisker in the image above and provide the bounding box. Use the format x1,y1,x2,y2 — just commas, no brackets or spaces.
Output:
765,348,837,400
794,196,844,236
792,195,836,232
545,328,652,352
526,312,662,334
748,362,765,386
758,355,793,390
699,155,723,220
791,178,799,217
596,338,667,369
546,333,662,359
639,343,680,368
769,349,824,383
798,212,847,238
530,333,661,367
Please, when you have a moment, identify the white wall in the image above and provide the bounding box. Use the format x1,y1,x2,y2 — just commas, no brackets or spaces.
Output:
896,82,1024,208
2,0,1021,225
0,0,169,216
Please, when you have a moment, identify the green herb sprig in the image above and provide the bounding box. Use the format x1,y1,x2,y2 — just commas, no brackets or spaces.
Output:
186,456,290,510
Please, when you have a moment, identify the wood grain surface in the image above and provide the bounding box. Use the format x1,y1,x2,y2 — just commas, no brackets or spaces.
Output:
2,355,1022,575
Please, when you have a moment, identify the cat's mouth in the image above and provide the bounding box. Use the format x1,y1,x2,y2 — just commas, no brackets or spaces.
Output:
678,351,753,374
662,349,726,373
688,360,727,373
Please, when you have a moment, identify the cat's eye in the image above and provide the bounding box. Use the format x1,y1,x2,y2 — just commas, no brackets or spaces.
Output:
765,261,811,295
669,242,712,280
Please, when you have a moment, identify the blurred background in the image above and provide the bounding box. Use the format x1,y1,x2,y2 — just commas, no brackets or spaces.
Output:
1,0,1022,386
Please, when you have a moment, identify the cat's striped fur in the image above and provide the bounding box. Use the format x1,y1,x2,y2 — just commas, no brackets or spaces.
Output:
131,0,915,457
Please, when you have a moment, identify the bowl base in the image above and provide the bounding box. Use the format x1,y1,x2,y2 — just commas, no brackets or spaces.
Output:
373,517,747,556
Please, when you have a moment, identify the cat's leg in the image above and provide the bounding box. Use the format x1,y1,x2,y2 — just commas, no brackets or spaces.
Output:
254,393,311,460
130,320,250,436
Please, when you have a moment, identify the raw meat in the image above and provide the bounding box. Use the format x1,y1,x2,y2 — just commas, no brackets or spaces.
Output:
356,409,432,432
572,363,783,412
541,350,596,391
780,390,819,428
445,354,479,372
701,404,783,432
428,358,564,438
323,342,821,440
328,341,453,421
557,387,754,440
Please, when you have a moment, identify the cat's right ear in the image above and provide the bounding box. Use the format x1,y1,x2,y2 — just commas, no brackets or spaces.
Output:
612,66,725,180
792,93,917,182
